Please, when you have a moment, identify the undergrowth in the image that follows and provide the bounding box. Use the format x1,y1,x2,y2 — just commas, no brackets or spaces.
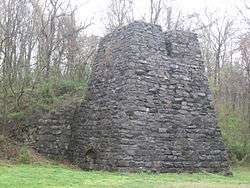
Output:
219,105,250,164
6,79,88,122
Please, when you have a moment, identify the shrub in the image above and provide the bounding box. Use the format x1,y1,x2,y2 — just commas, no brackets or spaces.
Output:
7,112,26,121
54,80,84,96
219,105,250,163
38,81,54,99
17,146,32,164
27,79,86,113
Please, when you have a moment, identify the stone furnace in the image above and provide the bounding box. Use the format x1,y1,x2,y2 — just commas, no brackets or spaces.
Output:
70,22,230,173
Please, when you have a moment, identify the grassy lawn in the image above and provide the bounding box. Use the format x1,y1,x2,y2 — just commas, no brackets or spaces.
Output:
0,164,249,188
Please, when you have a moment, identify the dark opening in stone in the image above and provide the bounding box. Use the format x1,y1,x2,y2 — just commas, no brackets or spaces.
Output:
165,40,172,56
85,148,97,169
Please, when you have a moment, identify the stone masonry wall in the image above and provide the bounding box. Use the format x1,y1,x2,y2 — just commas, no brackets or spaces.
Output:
28,104,77,160
71,22,230,173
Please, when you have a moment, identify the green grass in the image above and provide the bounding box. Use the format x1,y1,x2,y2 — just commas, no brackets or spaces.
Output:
0,164,249,188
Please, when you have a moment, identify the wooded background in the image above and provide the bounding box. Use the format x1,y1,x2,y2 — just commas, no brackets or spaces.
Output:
0,0,249,163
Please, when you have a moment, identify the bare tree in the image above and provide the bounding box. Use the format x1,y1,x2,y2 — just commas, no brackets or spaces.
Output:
0,0,96,131
238,0,250,133
152,0,193,31
196,11,235,98
106,0,134,32
150,0,162,24
0,0,38,132
240,33,250,132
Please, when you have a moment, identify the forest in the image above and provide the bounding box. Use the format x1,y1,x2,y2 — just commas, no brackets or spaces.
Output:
0,0,250,187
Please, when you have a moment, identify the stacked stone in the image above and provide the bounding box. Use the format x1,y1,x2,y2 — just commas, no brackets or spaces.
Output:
32,105,76,159
71,21,230,173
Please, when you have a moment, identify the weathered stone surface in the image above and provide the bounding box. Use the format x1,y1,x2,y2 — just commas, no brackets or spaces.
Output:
27,104,77,160
30,21,230,174
70,21,230,173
